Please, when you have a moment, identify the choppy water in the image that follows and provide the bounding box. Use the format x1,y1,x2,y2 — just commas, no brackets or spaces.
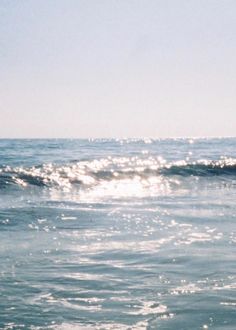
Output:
0,138,236,330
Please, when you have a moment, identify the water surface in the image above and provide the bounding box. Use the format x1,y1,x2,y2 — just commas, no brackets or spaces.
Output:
0,138,236,329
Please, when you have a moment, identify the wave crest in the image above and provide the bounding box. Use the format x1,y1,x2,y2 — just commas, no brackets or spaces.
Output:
0,157,236,191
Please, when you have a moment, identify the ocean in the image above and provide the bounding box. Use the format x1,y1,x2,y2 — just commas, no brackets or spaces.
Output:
0,138,236,330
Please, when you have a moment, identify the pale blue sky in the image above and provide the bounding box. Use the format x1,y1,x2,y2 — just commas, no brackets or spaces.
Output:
1,0,236,138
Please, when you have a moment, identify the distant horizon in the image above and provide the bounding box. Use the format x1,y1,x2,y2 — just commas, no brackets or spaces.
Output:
0,135,235,140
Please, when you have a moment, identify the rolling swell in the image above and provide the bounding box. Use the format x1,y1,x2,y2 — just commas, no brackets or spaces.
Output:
0,157,236,191
161,162,236,176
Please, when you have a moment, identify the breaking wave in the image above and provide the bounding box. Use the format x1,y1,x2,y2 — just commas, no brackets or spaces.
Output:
0,157,236,191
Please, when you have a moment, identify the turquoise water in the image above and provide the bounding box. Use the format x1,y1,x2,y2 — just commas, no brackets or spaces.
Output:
0,138,236,329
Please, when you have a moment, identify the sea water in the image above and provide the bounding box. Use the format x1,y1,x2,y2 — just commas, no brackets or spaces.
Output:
0,138,236,330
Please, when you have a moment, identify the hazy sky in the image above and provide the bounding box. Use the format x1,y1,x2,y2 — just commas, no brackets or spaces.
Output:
1,0,236,138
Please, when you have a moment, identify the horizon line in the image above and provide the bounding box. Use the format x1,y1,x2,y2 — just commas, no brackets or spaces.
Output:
0,136,235,140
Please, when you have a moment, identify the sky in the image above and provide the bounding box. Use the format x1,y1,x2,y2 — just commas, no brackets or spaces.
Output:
0,0,236,138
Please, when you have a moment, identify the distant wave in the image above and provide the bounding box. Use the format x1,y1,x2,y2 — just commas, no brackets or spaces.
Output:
0,157,236,190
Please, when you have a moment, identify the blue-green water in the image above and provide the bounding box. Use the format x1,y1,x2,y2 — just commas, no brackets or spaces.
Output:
0,138,236,329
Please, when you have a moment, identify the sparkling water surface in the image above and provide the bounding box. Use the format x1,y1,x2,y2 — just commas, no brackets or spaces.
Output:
0,138,236,329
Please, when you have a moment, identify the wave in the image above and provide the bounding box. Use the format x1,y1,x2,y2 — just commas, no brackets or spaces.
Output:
161,162,236,176
0,157,236,191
